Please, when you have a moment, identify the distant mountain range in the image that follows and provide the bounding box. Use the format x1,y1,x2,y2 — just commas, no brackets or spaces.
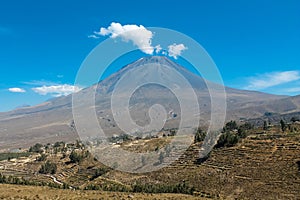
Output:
0,56,299,151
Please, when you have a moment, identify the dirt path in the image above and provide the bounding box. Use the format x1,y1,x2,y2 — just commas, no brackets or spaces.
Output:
44,174,63,185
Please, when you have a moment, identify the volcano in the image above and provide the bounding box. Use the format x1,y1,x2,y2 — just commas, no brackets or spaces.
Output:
0,56,298,151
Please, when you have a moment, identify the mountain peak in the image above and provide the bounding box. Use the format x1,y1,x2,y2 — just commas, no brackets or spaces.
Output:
140,55,169,61
134,56,175,66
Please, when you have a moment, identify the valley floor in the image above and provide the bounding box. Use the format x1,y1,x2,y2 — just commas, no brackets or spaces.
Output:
0,184,207,200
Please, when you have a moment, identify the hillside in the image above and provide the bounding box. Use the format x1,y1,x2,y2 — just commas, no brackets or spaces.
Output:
1,123,299,199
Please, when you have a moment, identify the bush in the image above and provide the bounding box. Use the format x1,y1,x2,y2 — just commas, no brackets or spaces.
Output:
280,120,286,132
168,128,177,136
54,141,65,148
29,143,43,153
109,133,132,143
68,150,89,163
263,121,268,130
291,117,299,123
239,122,253,130
90,167,110,180
0,174,6,183
36,154,47,161
296,161,300,171
215,131,239,148
194,128,206,143
132,182,194,194
237,128,247,138
223,121,238,132
84,182,130,192
39,161,57,174
0,173,64,188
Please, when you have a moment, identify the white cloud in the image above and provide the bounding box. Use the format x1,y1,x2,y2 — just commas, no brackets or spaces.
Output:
286,87,300,93
167,43,188,59
93,22,189,58
22,80,59,86
8,87,26,93
155,45,162,54
244,71,300,90
88,34,99,39
32,84,82,97
94,22,154,54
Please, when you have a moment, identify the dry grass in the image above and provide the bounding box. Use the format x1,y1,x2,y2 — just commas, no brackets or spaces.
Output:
0,184,207,200
121,137,172,152
104,125,300,199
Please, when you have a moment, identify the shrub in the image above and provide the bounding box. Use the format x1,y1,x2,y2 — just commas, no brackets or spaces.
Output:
36,154,47,161
194,128,206,143
237,128,247,138
54,141,65,148
132,182,194,194
0,174,6,183
39,161,57,174
239,122,253,130
291,117,299,123
69,150,83,163
280,120,286,132
223,121,238,132
263,121,268,130
90,167,110,180
29,143,43,153
168,129,177,136
215,131,239,148
296,161,300,171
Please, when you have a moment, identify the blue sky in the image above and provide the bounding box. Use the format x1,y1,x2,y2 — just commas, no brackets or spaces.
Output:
0,0,300,111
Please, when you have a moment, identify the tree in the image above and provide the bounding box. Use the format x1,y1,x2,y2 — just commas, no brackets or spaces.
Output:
0,174,6,183
69,150,83,163
29,143,43,153
194,128,206,143
291,117,299,123
223,121,238,132
263,121,268,130
39,161,57,174
215,131,239,148
239,122,253,130
280,120,286,132
296,161,300,171
90,167,110,181
169,129,177,136
54,141,65,148
237,128,247,138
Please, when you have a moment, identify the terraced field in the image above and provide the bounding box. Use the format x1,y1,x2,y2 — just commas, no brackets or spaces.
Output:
0,125,299,199
103,126,300,199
